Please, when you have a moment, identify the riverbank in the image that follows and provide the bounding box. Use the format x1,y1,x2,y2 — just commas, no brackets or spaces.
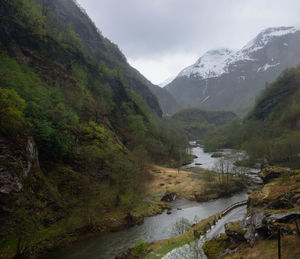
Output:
129,166,300,259
201,167,300,258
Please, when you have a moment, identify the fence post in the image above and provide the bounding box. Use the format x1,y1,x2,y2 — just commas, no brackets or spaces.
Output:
296,219,300,237
278,228,281,259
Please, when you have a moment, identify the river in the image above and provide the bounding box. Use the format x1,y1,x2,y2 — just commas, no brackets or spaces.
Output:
49,145,257,259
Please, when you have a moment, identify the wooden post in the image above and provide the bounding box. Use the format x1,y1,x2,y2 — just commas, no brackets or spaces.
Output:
278,228,281,259
296,219,300,237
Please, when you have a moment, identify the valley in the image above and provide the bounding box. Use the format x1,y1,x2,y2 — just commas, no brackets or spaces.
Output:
0,1,300,259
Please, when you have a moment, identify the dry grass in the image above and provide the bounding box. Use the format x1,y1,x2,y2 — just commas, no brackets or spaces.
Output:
222,235,300,259
145,166,212,200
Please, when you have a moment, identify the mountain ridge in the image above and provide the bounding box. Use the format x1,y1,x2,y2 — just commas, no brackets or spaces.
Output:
164,25,300,114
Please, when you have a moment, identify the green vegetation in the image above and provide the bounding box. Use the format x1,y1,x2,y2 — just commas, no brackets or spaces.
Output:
203,233,229,258
131,238,148,257
0,0,188,258
168,108,237,140
203,66,300,168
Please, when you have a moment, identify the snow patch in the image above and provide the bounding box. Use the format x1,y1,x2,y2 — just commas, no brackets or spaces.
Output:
257,63,280,72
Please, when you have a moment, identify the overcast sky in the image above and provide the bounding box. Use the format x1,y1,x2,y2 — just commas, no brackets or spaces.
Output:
77,0,300,85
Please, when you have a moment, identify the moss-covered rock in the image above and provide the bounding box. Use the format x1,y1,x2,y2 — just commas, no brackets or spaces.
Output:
225,221,246,242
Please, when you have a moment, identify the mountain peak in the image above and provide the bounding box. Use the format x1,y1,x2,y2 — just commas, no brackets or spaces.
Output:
177,25,300,80
242,25,300,53
178,48,236,79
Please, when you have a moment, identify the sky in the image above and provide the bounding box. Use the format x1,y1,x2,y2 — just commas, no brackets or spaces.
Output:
77,0,300,85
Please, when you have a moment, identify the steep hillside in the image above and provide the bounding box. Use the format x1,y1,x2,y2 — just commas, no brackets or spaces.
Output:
147,83,182,114
204,65,300,166
0,1,187,258
165,26,300,114
42,0,162,116
168,108,237,140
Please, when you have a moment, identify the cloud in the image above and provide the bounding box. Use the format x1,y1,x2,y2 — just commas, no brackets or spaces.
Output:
77,0,300,84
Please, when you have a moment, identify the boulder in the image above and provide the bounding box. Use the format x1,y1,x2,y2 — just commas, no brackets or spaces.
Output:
242,211,267,246
267,212,300,223
161,192,177,202
211,152,223,158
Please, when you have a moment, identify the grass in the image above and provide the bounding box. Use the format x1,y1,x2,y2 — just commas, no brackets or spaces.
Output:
146,166,245,202
250,168,300,207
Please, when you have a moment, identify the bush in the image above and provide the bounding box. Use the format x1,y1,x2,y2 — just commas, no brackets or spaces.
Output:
131,238,147,257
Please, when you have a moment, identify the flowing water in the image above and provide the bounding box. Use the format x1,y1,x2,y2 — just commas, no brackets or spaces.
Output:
49,145,257,259
162,205,247,258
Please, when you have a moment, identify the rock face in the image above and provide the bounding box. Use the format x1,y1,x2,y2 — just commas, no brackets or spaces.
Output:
0,136,39,235
165,26,300,114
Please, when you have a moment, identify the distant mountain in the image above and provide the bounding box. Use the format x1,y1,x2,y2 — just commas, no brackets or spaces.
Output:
147,83,182,114
159,76,176,87
165,26,300,114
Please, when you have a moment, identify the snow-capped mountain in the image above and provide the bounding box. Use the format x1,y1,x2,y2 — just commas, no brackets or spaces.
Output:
165,25,300,114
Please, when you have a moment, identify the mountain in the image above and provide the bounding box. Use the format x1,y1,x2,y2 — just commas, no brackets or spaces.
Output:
0,1,187,257
147,83,182,114
165,26,300,114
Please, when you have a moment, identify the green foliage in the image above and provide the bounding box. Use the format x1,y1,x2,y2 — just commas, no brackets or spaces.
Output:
170,108,237,141
11,206,38,256
0,88,25,135
13,0,47,35
131,238,147,257
57,23,83,50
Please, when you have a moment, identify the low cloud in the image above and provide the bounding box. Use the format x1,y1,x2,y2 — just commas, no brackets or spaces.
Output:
77,0,300,84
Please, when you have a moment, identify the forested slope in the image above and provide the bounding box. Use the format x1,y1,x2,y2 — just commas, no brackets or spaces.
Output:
204,66,300,167
0,1,187,257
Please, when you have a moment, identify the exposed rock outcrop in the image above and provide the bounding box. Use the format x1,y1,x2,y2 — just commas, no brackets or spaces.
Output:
259,166,291,183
